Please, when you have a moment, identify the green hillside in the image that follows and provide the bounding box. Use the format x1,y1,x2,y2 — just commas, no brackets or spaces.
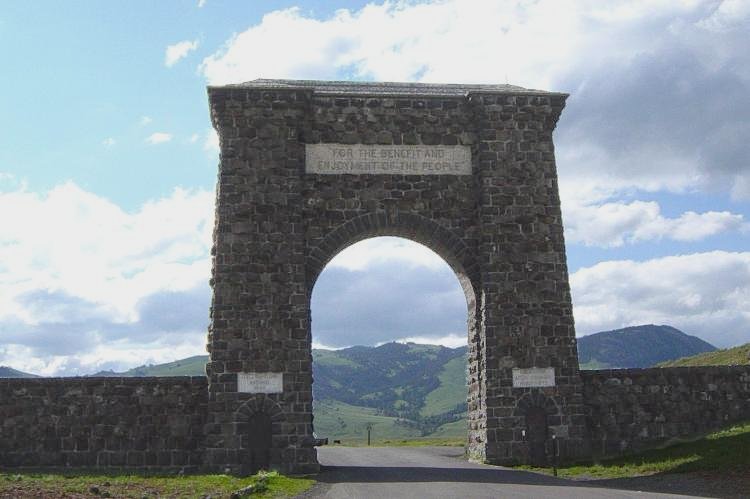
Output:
91,355,209,377
578,324,716,369
313,399,423,442
311,342,467,418
312,342,467,436
657,342,750,367
430,419,467,439
313,399,467,444
420,356,465,417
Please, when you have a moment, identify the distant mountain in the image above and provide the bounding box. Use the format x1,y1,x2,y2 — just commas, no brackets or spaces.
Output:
0,366,39,378
578,324,716,369
657,342,750,367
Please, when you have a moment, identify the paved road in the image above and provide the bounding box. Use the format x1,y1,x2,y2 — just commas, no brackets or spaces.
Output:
298,446,707,499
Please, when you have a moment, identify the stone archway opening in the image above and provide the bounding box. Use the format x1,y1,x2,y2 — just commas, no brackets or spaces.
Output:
308,236,476,446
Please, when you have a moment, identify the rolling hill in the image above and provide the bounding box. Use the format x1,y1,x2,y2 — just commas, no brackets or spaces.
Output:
313,342,466,419
577,324,716,369
91,355,208,377
656,342,750,367
312,342,467,439
0,366,38,378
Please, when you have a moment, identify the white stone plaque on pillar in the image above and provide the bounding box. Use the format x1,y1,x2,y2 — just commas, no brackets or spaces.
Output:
238,372,284,394
305,144,472,175
512,367,556,388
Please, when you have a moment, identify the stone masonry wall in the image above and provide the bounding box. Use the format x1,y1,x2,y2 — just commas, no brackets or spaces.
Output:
581,366,750,457
0,377,207,470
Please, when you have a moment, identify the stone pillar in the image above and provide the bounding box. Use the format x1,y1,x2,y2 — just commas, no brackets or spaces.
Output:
470,91,588,465
206,86,318,474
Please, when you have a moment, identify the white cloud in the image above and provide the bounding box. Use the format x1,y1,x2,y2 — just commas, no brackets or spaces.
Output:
326,237,447,272
203,128,219,152
563,197,746,247
165,39,199,68
102,137,116,147
199,1,708,87
697,0,750,31
571,251,750,347
140,116,153,126
1,335,207,378
201,0,649,87
198,0,207,8
146,132,172,145
391,333,467,349
0,182,214,375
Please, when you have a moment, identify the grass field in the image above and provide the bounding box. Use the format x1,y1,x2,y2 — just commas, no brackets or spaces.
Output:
521,421,750,479
428,419,466,439
0,470,314,498
420,356,466,417
313,399,423,443
313,398,468,444
657,342,750,367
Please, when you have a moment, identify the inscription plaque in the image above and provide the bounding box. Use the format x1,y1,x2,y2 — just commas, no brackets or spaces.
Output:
512,367,556,388
238,372,283,394
305,144,471,175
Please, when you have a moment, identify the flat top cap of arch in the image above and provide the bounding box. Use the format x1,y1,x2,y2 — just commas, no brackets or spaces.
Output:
208,78,567,98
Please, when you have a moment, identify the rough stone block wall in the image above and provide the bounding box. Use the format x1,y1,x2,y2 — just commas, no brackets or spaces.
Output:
206,86,318,474
0,377,207,470
468,92,587,465
581,366,750,457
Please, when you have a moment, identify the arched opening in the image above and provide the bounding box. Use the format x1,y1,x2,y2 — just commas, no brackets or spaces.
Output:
309,235,480,447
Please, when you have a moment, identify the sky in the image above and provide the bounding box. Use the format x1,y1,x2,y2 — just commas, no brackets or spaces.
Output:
1,0,749,376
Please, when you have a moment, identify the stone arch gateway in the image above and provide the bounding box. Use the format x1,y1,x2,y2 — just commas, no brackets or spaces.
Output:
1,80,748,475
205,79,588,473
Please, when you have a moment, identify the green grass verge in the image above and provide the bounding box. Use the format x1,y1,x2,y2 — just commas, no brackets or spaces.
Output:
0,470,314,498
520,421,750,479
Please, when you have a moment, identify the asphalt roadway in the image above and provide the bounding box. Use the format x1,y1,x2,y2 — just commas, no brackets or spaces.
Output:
297,446,709,499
